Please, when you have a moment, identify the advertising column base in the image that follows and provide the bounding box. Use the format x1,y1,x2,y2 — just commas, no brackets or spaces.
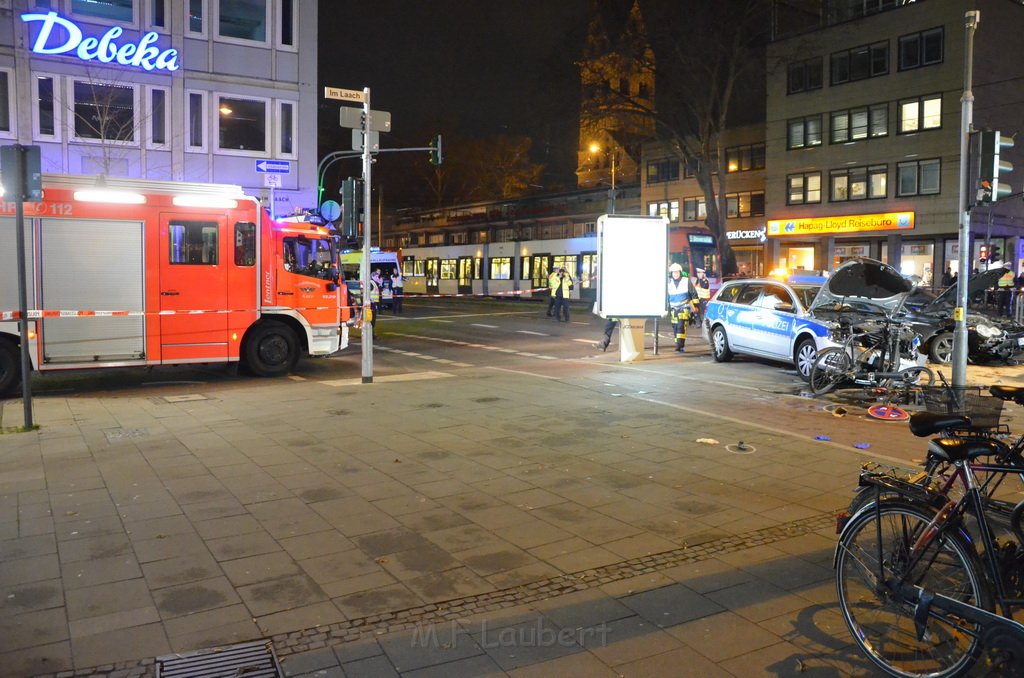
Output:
619,319,645,362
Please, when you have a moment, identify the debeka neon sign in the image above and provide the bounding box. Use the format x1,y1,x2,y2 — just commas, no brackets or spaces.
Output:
21,12,179,73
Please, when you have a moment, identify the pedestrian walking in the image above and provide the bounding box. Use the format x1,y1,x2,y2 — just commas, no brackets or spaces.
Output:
390,270,404,314
367,277,381,330
552,267,574,322
667,263,695,352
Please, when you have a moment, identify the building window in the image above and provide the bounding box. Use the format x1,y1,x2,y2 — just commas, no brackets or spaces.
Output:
189,0,206,34
148,86,168,147
787,172,821,205
219,0,269,43
187,90,206,150
73,81,135,142
899,27,943,71
151,0,167,28
646,158,680,184
831,41,888,85
72,0,133,22
831,103,887,143
279,0,294,47
897,158,940,196
726,191,765,218
787,115,822,149
683,197,706,221
0,69,12,136
787,57,823,94
830,165,886,201
647,200,679,222
489,257,511,280
218,95,267,153
36,75,58,138
898,94,942,133
725,143,765,172
278,101,295,157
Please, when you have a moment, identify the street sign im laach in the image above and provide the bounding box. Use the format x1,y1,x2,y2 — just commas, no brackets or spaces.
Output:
324,86,367,103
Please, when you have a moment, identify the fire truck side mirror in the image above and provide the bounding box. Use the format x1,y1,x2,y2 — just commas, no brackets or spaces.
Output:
326,282,338,292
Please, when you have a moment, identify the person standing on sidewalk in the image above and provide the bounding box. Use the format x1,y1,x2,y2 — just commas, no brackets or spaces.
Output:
545,268,559,317
693,268,711,325
552,267,574,322
667,263,695,352
390,270,404,314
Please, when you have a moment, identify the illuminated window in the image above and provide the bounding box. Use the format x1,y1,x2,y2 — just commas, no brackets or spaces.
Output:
725,144,765,172
647,200,679,222
787,172,821,205
899,94,942,133
490,257,511,280
830,165,886,201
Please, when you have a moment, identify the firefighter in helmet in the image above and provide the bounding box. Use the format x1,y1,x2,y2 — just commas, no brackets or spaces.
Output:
667,262,696,352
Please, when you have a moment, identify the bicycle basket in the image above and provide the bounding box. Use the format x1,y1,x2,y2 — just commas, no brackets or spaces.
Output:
920,386,1003,429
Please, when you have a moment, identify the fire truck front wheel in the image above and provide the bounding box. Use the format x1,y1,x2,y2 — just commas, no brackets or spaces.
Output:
0,338,21,397
244,322,300,377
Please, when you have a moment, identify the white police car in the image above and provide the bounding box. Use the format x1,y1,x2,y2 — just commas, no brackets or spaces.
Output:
702,274,833,380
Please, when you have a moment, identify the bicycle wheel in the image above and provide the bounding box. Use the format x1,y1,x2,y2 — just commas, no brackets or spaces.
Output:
836,500,991,678
897,366,935,388
810,347,852,395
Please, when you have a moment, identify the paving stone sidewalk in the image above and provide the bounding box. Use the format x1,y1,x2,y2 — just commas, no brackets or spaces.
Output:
3,355,1011,677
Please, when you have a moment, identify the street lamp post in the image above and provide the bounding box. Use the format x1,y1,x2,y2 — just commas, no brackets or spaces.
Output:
589,143,616,215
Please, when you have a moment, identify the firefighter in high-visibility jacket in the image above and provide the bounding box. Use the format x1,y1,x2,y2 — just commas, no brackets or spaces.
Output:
667,263,697,352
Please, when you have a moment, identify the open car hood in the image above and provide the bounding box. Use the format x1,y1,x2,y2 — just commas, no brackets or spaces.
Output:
810,257,913,315
925,267,1010,310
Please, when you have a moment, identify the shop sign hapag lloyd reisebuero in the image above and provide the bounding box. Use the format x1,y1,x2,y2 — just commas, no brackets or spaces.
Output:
21,11,179,73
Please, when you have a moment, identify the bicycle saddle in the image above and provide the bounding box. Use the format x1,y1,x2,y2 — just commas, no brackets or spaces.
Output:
989,385,1024,404
910,412,972,437
926,437,1009,463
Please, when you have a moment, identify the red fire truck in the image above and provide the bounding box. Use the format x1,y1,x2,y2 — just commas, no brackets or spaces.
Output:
0,174,350,396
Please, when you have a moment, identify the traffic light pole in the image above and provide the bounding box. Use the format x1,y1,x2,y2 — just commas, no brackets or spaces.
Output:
361,87,374,384
953,10,979,389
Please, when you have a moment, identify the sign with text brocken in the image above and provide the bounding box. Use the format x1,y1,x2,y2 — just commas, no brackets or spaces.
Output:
767,212,914,237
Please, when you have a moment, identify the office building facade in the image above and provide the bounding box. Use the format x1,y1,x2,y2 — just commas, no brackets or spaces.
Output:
0,0,316,216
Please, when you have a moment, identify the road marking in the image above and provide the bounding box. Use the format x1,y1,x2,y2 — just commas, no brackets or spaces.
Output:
429,319,454,323
471,323,499,329
288,375,307,381
319,371,453,386
573,338,598,344
517,330,548,336
486,366,561,380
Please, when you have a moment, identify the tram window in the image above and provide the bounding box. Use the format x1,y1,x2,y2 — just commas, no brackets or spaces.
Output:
490,257,511,280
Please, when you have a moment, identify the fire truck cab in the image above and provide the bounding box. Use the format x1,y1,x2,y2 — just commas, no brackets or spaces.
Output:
0,174,350,396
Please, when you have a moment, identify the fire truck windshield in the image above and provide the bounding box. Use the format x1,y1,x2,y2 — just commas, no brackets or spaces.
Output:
283,236,336,281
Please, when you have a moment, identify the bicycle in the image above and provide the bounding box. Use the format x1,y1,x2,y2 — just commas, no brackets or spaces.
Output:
809,313,934,397
835,386,1024,677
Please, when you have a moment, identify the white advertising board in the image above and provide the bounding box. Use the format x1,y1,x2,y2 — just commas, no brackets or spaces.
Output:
596,215,668,318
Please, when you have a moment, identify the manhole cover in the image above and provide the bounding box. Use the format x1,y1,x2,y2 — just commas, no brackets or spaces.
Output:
156,640,281,677
164,394,209,403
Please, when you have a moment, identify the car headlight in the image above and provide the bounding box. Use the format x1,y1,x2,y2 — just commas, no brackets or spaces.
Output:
976,323,1002,339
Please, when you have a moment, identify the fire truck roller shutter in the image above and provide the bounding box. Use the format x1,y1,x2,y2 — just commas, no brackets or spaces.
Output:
242,318,301,377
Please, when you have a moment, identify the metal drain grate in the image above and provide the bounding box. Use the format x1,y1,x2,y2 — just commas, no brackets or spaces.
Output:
156,640,281,677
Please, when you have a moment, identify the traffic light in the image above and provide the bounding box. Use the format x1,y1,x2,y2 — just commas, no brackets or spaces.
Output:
989,244,1002,264
340,177,364,237
977,130,1014,204
429,134,443,166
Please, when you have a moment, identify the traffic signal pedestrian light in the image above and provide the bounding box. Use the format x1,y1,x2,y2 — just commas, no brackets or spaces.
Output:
429,134,443,166
977,130,1014,204
989,244,1002,264
340,177,364,237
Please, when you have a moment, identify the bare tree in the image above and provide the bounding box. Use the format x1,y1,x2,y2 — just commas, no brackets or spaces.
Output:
582,0,769,276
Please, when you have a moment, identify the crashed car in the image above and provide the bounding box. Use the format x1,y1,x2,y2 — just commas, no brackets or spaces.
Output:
900,267,1024,365
807,258,926,373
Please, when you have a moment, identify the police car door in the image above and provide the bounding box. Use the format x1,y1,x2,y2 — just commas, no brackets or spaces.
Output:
750,283,796,357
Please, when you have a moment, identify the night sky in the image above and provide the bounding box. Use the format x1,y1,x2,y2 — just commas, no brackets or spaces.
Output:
317,0,593,202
